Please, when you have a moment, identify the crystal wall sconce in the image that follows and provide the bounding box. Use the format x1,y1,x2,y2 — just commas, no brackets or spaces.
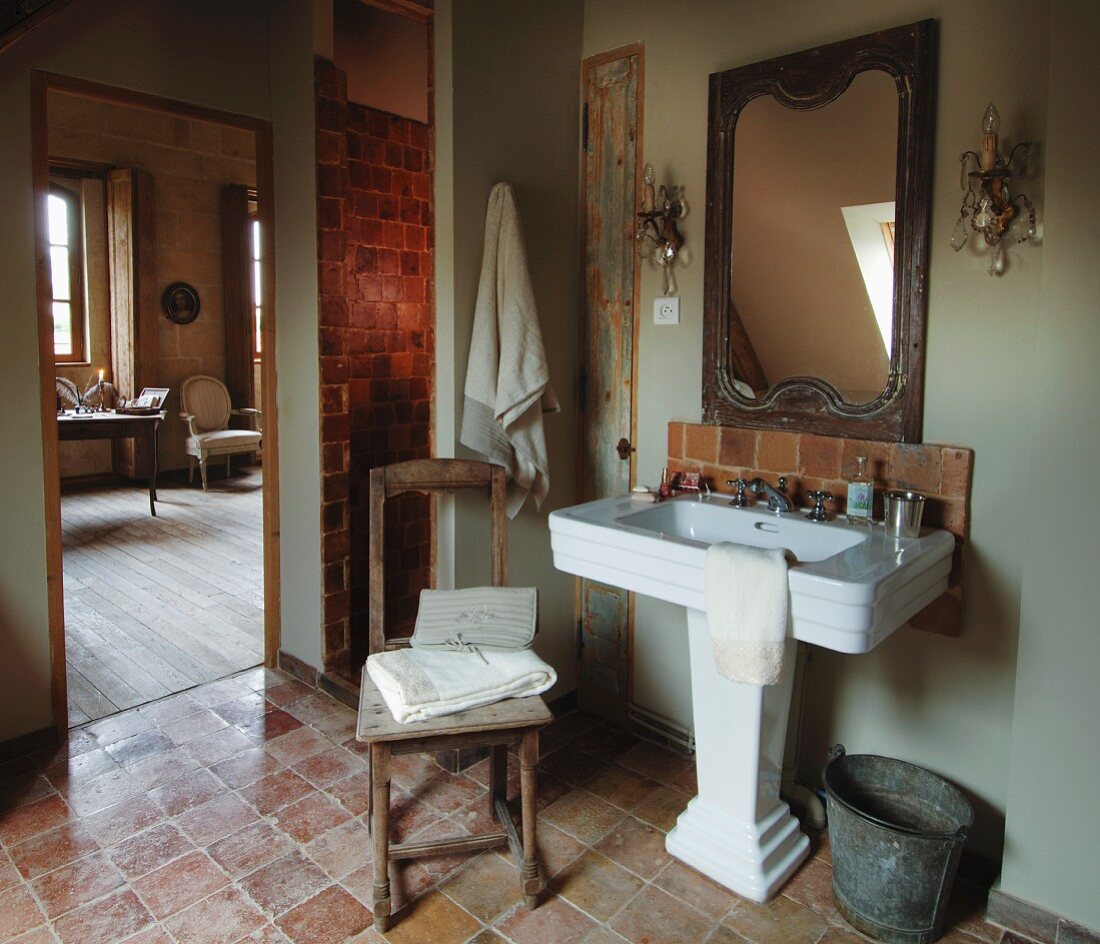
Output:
635,163,685,293
952,104,1036,275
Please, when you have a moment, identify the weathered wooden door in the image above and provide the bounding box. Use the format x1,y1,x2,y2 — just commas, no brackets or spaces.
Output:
578,46,641,721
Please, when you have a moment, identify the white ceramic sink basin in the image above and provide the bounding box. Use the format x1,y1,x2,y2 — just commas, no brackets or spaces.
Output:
549,492,956,902
550,494,954,654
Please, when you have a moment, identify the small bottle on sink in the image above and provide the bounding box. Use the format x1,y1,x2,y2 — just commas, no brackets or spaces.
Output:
846,456,873,526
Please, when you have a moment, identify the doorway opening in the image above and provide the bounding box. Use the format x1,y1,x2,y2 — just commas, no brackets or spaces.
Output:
32,73,280,731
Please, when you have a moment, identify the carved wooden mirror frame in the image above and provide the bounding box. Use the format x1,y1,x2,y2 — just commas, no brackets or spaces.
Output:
702,20,937,442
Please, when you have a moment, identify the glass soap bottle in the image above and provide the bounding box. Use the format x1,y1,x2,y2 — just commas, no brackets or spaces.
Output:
846,456,873,526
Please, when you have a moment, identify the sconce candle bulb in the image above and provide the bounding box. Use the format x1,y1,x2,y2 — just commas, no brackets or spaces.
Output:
953,102,1037,275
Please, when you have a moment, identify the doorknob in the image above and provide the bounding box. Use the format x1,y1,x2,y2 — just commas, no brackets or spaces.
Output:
616,437,635,461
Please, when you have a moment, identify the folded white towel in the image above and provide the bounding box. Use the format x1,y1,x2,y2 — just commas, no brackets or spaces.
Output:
366,647,556,724
460,182,559,518
705,542,790,685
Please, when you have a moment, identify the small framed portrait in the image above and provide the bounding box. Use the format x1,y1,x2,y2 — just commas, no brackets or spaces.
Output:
162,282,201,325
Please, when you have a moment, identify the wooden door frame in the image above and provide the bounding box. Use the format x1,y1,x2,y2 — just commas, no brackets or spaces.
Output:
577,44,643,713
31,71,281,736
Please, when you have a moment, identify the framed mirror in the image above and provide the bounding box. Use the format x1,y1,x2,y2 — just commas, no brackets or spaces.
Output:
702,20,937,441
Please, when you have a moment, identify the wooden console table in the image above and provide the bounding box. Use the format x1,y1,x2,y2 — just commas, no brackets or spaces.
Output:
56,411,167,516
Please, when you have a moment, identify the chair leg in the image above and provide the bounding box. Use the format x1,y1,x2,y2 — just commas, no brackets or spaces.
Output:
371,742,392,932
520,729,541,909
489,745,507,821
199,455,208,492
226,454,232,477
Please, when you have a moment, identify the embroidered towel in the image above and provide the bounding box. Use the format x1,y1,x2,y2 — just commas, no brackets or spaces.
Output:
365,648,556,724
705,542,790,685
411,587,537,653
459,182,559,518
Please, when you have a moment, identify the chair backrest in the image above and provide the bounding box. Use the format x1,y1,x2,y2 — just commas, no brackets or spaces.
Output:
368,459,507,656
181,375,232,432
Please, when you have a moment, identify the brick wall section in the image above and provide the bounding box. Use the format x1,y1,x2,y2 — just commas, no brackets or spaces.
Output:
315,59,434,678
668,422,973,634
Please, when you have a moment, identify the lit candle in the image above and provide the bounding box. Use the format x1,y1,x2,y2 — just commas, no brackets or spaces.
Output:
980,103,999,172
642,164,655,213
98,369,105,384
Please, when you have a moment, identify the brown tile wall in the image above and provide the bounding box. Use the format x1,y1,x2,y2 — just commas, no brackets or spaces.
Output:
315,59,434,678
668,422,974,634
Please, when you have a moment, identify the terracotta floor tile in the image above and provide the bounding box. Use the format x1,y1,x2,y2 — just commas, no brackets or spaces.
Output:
117,926,174,944
417,769,487,815
654,860,741,921
538,745,607,786
495,893,596,944
324,769,372,816
235,667,287,693
543,712,599,746
0,794,71,846
64,767,142,816
272,791,351,844
208,821,294,878
440,851,523,923
182,725,254,767
0,773,55,814
572,724,640,759
124,749,201,792
398,817,471,882
31,851,125,919
291,746,366,789
238,769,315,816
44,749,119,790
263,679,315,708
188,677,255,708
239,849,330,916
0,849,20,891
211,691,270,726
632,784,689,832
610,885,715,944
466,932,508,944
540,789,626,845
672,765,698,796
552,850,644,922
86,713,153,748
52,888,152,944
389,751,444,789
583,765,659,812
816,928,874,944
0,884,47,939
176,792,258,846
149,768,226,816
80,795,163,847
238,924,294,944
389,788,444,842
283,692,349,727
10,926,62,944
236,708,305,745
108,822,194,880
309,710,358,743
383,890,481,944
304,818,371,880
721,894,828,944
276,884,373,944
132,849,228,918
210,747,285,790
9,822,100,879
264,726,334,765
593,815,671,880
163,885,266,944
532,822,587,878
160,709,229,746
137,692,203,726
104,730,175,768
615,742,693,786
705,926,750,944
781,855,843,924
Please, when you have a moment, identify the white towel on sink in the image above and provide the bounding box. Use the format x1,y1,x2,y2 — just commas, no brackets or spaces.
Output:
705,542,789,685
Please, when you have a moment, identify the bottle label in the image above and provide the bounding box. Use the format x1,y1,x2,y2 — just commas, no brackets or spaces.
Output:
847,482,872,518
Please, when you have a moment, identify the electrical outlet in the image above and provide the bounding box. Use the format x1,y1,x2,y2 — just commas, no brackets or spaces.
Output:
654,296,680,325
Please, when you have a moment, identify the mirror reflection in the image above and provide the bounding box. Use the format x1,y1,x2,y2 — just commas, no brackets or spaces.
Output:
730,69,898,405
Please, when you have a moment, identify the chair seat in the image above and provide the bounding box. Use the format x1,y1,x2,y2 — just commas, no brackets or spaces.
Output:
356,670,551,744
187,429,263,454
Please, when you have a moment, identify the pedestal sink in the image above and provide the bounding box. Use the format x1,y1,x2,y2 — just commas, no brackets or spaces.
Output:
548,494,954,901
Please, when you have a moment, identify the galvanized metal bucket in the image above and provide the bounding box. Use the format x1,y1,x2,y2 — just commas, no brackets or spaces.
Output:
824,745,973,944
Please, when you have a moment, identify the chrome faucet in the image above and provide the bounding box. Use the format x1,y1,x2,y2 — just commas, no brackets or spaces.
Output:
749,476,795,513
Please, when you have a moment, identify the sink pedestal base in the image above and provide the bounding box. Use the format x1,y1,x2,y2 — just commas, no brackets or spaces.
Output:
666,609,809,901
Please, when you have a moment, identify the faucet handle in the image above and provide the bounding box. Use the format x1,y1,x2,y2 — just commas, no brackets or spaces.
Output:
777,476,789,494
806,489,834,522
726,478,750,507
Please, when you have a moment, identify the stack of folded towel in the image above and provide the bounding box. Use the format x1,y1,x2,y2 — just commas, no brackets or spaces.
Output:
366,647,555,724
366,586,555,724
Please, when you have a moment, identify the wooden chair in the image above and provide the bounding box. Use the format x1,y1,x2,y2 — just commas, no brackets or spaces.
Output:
179,375,262,490
356,458,551,932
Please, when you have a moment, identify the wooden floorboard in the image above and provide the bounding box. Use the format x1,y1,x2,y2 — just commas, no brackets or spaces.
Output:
61,467,264,726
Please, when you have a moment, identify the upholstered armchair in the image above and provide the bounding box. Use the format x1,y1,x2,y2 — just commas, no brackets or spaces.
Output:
179,375,262,491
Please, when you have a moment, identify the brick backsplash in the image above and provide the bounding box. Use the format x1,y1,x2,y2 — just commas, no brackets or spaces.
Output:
668,423,974,636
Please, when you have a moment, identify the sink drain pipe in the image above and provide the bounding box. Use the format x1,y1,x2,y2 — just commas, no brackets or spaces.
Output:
781,642,827,830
